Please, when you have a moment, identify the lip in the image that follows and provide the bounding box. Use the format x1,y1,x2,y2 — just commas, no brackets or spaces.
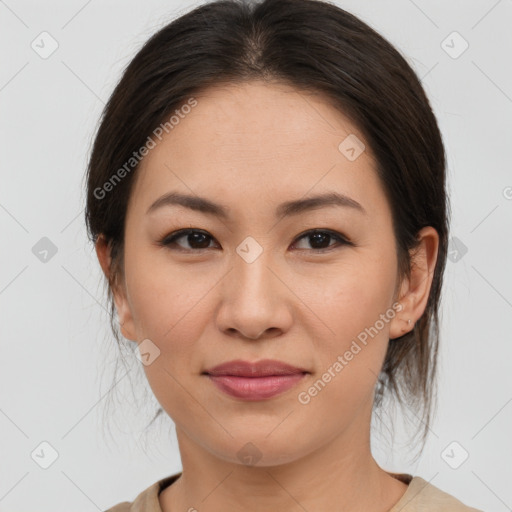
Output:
203,359,309,401
204,359,308,377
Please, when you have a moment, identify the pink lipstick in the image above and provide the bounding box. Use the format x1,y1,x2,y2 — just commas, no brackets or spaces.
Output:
203,359,308,400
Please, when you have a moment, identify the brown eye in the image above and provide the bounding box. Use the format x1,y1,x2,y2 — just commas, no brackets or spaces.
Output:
292,229,351,251
159,228,352,253
161,229,217,251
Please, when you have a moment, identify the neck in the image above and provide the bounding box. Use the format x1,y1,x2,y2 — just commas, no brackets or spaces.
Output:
159,421,408,512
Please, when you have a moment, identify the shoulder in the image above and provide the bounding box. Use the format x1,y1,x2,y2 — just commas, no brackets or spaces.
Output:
104,502,131,512
103,472,182,512
390,476,484,511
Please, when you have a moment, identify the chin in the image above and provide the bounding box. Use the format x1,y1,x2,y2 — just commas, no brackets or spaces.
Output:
202,430,315,468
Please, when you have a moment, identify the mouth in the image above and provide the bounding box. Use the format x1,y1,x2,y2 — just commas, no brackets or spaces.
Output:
202,359,309,400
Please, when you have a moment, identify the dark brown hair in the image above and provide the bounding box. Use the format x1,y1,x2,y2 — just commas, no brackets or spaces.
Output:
85,0,449,458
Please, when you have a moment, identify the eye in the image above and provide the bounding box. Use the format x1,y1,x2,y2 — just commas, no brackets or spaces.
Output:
159,228,352,252
291,229,352,252
159,229,218,251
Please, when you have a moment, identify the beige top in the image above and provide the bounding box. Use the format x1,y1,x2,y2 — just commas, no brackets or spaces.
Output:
104,472,483,511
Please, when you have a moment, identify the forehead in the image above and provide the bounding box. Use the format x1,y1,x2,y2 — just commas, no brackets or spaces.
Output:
174,80,364,152
131,80,386,219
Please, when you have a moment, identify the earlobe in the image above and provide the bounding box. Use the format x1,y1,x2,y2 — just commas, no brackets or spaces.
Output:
389,226,439,340
95,234,112,279
113,296,137,342
94,235,137,341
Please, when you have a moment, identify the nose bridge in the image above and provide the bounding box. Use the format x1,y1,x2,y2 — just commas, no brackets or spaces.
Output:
231,238,276,303
215,237,290,339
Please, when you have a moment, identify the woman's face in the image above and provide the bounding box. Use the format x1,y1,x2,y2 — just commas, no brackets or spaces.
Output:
109,81,410,466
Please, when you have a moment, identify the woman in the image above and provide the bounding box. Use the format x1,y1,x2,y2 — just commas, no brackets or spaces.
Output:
85,0,483,510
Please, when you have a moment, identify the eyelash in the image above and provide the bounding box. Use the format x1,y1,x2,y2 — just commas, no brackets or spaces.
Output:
158,228,353,253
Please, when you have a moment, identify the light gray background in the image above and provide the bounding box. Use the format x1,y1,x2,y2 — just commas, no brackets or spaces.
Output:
1,0,511,510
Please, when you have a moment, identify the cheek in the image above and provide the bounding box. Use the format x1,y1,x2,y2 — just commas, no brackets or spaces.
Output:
125,247,217,341
321,253,397,332
124,254,214,421
311,252,397,384
297,279,395,431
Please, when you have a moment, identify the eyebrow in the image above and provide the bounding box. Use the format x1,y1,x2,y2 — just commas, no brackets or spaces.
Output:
146,191,366,218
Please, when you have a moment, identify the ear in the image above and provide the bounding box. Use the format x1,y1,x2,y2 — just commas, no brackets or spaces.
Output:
95,235,137,341
389,226,440,340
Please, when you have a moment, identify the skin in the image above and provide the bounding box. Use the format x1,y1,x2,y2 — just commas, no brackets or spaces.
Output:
96,80,439,511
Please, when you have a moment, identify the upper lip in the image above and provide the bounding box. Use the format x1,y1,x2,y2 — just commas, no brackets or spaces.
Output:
204,359,309,377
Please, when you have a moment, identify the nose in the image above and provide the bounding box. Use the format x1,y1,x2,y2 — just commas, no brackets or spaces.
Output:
215,247,293,341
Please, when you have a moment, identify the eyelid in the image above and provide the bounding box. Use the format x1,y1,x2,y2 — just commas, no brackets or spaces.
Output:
291,229,352,251
159,227,352,252
160,228,218,250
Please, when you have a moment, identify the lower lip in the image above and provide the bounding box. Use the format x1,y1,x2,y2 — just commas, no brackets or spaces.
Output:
206,373,307,400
